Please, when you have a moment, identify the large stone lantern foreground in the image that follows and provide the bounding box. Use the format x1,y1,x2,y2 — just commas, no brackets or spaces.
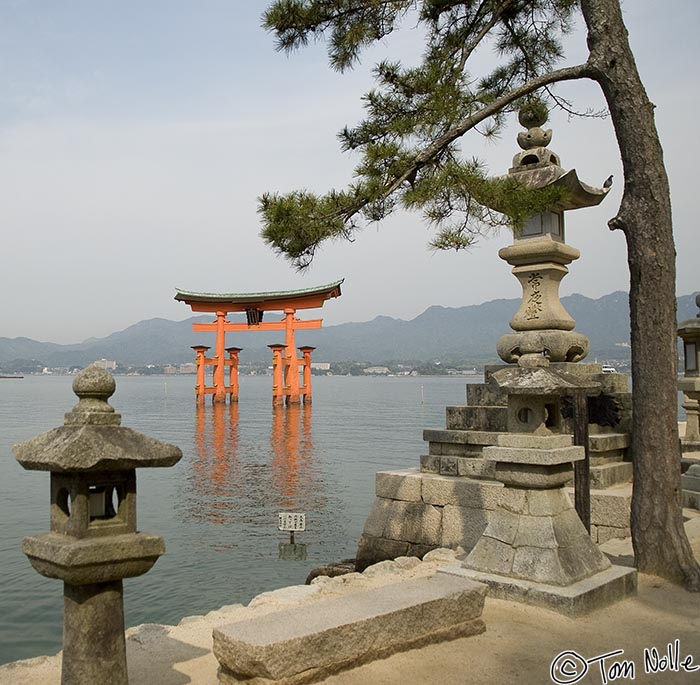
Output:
14,365,182,685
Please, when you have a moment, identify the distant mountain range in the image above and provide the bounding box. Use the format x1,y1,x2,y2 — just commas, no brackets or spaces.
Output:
1,291,698,370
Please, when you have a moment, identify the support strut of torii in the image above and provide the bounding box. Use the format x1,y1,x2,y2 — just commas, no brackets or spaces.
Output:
175,280,343,406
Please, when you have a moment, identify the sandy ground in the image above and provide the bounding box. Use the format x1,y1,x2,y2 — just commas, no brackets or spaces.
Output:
2,512,699,685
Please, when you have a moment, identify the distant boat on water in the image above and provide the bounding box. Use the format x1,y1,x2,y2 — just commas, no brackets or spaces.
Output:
0,375,23,379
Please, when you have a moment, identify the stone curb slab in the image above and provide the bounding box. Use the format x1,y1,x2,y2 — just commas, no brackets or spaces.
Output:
213,574,487,684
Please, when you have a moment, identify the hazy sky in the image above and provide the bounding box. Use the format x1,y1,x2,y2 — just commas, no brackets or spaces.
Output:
1,1,698,344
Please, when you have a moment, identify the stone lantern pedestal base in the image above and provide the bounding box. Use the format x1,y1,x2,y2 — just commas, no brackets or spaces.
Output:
450,433,636,616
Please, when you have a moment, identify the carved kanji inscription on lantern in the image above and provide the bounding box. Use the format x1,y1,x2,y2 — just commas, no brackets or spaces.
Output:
525,271,543,320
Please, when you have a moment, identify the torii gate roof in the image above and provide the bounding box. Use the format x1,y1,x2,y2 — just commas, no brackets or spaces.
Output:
175,279,343,312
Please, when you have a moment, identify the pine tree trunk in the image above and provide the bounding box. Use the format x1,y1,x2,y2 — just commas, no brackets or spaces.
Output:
581,0,700,589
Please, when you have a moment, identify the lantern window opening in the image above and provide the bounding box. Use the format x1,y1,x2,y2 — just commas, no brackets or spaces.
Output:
517,406,533,426
88,484,121,522
545,402,560,430
685,341,698,375
520,211,564,242
56,487,71,520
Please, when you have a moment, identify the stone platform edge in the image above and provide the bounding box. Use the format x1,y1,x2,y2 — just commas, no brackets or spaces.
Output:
439,563,637,617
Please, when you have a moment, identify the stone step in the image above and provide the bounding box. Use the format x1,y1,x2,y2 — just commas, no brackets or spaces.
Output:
589,461,633,489
446,406,508,432
589,433,630,453
423,429,502,458
213,574,487,685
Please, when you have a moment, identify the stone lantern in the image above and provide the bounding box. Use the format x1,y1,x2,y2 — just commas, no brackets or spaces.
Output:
14,365,182,684
678,294,700,448
679,294,700,508
497,102,611,368
453,365,637,615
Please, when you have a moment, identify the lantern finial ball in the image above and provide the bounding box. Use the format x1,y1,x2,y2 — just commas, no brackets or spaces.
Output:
72,365,116,401
518,99,548,129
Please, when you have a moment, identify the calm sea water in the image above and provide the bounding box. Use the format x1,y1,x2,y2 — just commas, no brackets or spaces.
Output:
0,374,475,665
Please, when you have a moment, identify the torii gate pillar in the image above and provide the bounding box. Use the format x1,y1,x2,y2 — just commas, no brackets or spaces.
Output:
284,309,301,405
226,347,242,403
299,346,315,404
269,344,286,407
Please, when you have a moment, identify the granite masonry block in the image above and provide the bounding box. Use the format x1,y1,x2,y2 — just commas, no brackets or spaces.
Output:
496,434,573,450
511,547,565,585
375,471,423,502
590,462,633,490
423,429,472,445
589,433,630,453
456,457,496,479
439,456,459,476
552,509,590,547
467,383,508,407
589,488,632,528
483,445,584,466
498,487,528,514
361,498,394,539
423,429,502,447
381,500,442,546
526,489,571,517
421,475,503,510
512,515,557,549
446,406,508,432
481,509,519,545
441,505,489,551
464,536,515,576
420,455,440,473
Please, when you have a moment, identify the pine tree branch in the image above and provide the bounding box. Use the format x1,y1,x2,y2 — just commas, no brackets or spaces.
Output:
381,62,594,198
455,0,517,73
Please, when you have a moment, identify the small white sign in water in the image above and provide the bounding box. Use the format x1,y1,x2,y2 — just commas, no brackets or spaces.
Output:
278,512,306,532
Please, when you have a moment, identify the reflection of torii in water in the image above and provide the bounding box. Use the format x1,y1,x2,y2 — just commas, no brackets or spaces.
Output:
271,404,314,509
175,280,342,406
191,403,241,525
189,402,318,525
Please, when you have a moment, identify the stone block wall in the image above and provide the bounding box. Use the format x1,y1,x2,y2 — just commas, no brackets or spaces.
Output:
356,469,503,570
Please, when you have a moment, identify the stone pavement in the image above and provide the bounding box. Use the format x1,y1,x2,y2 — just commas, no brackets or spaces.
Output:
2,512,699,685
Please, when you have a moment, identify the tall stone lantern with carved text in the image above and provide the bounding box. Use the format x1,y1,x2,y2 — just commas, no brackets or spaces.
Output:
497,102,611,368
14,365,182,685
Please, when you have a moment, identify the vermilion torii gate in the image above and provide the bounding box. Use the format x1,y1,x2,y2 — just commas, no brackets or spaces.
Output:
175,280,342,406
